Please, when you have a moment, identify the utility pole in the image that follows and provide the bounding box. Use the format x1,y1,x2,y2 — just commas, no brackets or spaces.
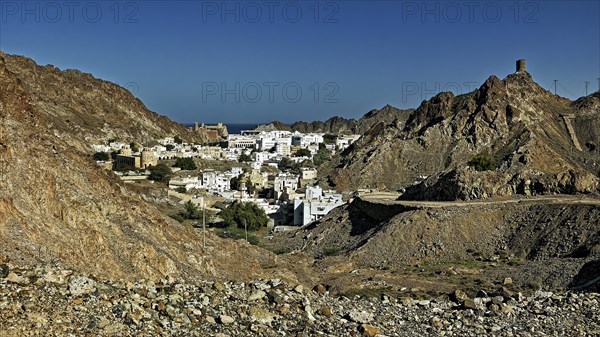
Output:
553,80,558,95
201,196,206,248
585,81,590,96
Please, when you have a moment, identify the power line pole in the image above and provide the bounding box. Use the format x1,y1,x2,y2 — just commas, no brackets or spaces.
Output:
201,196,206,248
553,80,558,95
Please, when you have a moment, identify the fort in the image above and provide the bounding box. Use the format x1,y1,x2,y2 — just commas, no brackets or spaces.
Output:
192,122,228,142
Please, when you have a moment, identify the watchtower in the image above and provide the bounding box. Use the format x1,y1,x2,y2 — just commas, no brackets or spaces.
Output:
516,59,526,73
141,149,157,168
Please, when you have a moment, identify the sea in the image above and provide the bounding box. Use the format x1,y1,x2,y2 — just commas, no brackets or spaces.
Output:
184,123,260,135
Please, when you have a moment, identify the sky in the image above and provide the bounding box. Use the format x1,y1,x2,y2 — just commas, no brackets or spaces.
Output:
1,0,599,124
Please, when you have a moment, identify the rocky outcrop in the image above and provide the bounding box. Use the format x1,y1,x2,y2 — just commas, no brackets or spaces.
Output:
400,167,598,201
326,69,600,198
269,104,413,135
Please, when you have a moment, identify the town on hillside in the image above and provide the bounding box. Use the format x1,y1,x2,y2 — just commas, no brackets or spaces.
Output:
91,123,362,231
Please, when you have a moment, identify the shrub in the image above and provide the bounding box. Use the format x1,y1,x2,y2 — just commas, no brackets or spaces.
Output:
115,164,135,172
169,214,185,223
166,144,175,151
175,186,186,193
216,226,259,245
294,148,311,157
468,155,496,171
323,246,341,256
171,201,214,223
174,136,183,144
92,152,110,161
174,157,197,170
273,248,291,255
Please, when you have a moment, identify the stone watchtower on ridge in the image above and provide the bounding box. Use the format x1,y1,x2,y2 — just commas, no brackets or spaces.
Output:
516,59,526,73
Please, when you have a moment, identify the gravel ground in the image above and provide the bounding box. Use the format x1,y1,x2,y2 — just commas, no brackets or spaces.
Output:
1,263,599,336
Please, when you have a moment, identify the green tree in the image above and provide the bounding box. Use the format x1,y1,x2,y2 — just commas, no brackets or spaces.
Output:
323,134,337,144
130,142,139,153
219,201,268,231
92,152,110,161
245,181,256,194
294,148,311,157
468,155,496,171
174,201,214,223
148,164,172,183
239,153,252,162
230,175,241,190
279,157,293,169
175,186,187,193
174,136,183,144
182,201,202,219
166,144,175,151
313,146,331,166
174,157,198,170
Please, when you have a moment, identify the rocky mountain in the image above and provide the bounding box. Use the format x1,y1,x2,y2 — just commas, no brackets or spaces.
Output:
326,66,600,199
0,52,292,283
0,52,206,152
269,104,414,135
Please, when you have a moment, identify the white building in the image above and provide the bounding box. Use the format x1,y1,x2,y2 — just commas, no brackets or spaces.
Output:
257,135,292,151
301,168,317,180
159,137,175,145
253,151,276,164
273,173,299,200
227,135,257,149
169,176,201,191
92,144,112,153
293,186,344,226
336,135,361,150
276,143,291,156
201,171,233,193
292,132,324,148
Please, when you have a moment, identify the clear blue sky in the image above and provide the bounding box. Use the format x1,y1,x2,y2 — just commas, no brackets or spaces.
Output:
1,0,599,124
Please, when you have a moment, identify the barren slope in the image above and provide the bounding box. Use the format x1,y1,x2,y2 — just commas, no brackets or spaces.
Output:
0,52,205,152
0,53,293,283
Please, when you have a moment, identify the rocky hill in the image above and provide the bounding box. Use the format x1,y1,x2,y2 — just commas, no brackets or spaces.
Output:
269,105,413,135
272,195,600,293
0,52,292,283
325,66,600,199
0,52,205,152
